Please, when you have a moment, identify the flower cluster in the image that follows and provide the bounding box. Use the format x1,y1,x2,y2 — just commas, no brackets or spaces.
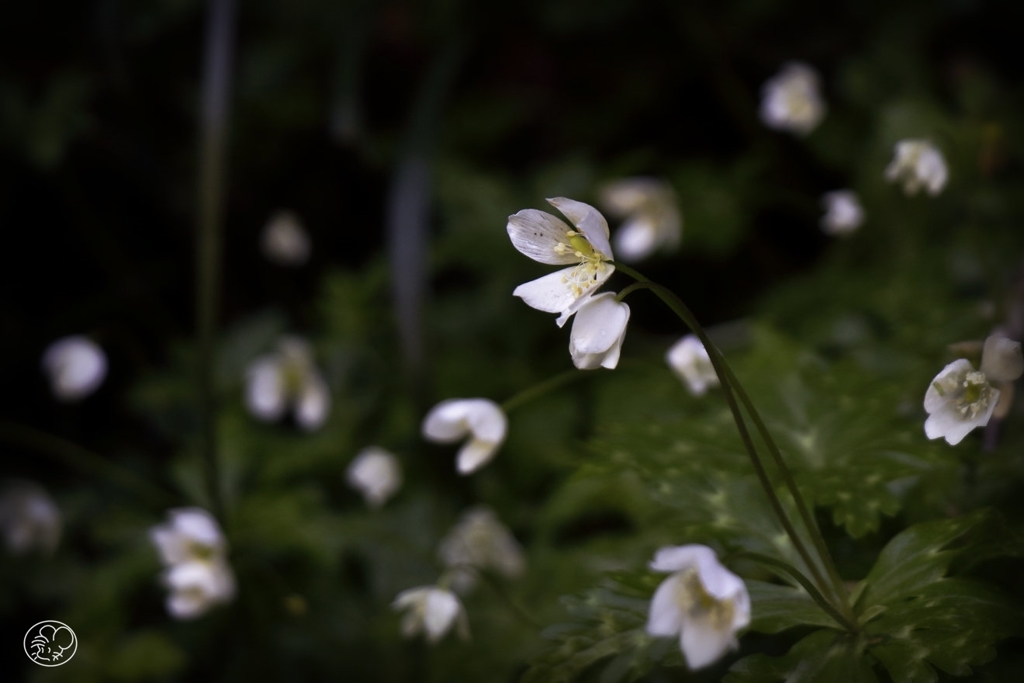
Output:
438,506,525,593
422,398,507,474
759,62,826,136
599,177,681,262
245,336,331,431
346,446,403,508
392,586,470,644
820,190,865,236
884,139,948,196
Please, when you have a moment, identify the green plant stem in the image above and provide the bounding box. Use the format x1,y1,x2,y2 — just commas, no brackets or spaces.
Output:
0,421,176,507
501,368,588,413
612,262,852,621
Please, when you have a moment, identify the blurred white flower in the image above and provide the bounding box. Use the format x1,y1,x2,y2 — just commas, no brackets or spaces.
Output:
507,197,615,327
438,507,525,593
599,178,681,262
41,335,107,402
646,544,751,671
884,140,948,196
569,292,630,370
393,586,469,644
667,335,719,396
245,337,330,431
346,446,402,508
0,481,61,555
261,210,311,266
422,398,507,475
820,190,865,236
759,62,826,136
150,507,235,620
924,334,1023,445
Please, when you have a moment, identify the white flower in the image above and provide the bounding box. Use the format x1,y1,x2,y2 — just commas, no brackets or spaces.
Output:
0,481,61,555
666,335,719,396
820,190,865,236
884,140,948,196
392,586,469,643
759,62,826,136
41,335,107,402
422,398,507,474
150,508,235,620
924,334,1023,445
646,544,751,671
438,507,525,593
245,336,330,431
569,292,630,370
507,197,615,327
346,447,402,508
599,178,681,262
261,210,311,266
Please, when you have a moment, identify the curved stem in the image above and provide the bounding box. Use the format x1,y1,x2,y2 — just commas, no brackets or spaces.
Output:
501,368,588,413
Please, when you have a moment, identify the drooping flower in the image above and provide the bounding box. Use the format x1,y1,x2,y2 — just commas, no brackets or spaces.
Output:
346,446,403,508
0,481,61,555
820,190,865,236
599,178,681,262
149,508,235,619
438,507,525,593
884,140,948,196
569,292,630,370
666,335,719,396
261,210,311,266
245,336,330,431
924,334,1023,445
422,399,507,474
646,544,751,671
507,197,615,327
41,335,107,402
392,586,469,643
759,62,826,136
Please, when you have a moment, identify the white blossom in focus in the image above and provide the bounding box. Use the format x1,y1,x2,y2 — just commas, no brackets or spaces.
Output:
245,336,330,431
41,335,107,402
646,544,751,671
569,292,630,370
507,197,615,327
820,190,865,236
884,140,948,196
261,210,311,266
0,481,61,555
346,446,402,508
422,398,507,475
438,507,525,593
924,334,1024,445
759,62,826,136
599,178,681,262
393,586,469,644
150,508,235,619
667,335,719,396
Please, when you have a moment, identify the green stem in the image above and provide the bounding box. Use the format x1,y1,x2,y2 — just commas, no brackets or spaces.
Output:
501,368,588,413
613,262,850,617
0,421,176,507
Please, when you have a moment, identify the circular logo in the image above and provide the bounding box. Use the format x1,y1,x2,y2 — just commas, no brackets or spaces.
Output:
24,620,77,667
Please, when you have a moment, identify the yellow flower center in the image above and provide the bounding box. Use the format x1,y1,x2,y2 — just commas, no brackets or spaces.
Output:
552,230,609,298
674,568,735,631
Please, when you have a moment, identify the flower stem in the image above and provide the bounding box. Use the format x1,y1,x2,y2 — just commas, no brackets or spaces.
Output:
612,262,853,622
501,368,589,413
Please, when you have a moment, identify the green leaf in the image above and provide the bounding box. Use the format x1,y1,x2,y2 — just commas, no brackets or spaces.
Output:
727,630,878,683
745,580,841,634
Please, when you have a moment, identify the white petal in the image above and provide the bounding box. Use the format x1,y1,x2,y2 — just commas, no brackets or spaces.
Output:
41,336,108,401
513,267,584,315
599,178,665,215
923,359,973,413
980,335,1024,383
646,573,685,637
650,544,718,573
422,398,505,443
612,217,659,262
346,447,402,508
423,589,461,642
693,550,747,602
169,508,225,549
245,357,286,421
457,438,499,474
680,614,737,670
295,373,331,431
506,209,578,265
547,197,613,258
569,293,630,370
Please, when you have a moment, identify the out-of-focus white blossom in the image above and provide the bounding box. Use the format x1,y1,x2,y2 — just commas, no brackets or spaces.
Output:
759,62,826,136
646,544,750,671
884,140,948,196
245,337,330,431
346,446,402,508
150,508,235,620
924,334,1023,445
393,586,469,643
507,197,615,327
667,335,719,396
820,190,865,236
422,398,507,475
599,178,681,262
0,481,61,555
438,507,525,593
41,335,107,402
261,210,311,266
569,292,630,370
